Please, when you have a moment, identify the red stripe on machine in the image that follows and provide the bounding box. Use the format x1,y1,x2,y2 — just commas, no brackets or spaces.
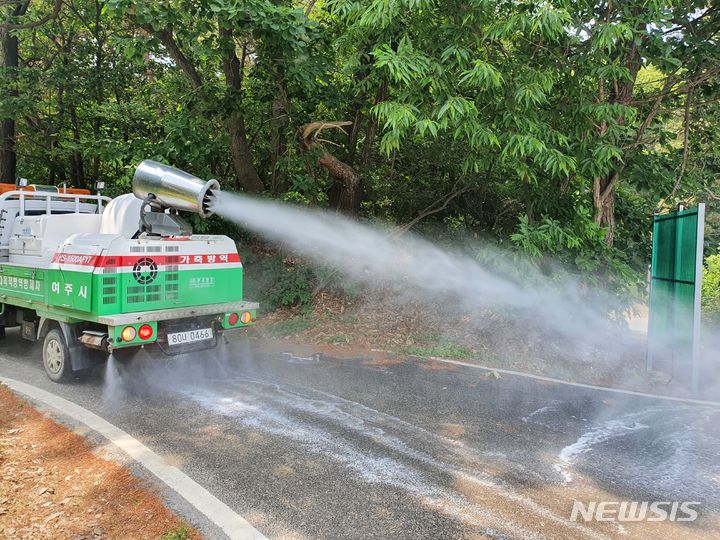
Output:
51,253,100,266
51,253,241,267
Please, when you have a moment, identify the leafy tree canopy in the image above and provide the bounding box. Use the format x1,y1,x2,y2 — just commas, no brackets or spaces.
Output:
1,0,718,297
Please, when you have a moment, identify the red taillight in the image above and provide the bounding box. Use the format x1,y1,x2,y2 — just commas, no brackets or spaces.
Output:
240,311,253,324
228,312,239,326
121,326,136,342
138,324,153,340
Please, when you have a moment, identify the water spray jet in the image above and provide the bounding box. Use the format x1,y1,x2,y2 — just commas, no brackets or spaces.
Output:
210,191,622,350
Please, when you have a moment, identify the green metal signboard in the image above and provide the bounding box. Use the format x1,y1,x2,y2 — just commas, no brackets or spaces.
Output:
646,204,705,394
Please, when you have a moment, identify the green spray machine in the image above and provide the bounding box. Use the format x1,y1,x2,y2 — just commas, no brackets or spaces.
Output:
0,161,257,381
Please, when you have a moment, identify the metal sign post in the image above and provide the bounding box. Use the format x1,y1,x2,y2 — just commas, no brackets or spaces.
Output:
692,204,705,395
646,203,706,395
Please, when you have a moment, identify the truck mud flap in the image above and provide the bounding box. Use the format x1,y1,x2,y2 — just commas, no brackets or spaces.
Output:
60,322,97,371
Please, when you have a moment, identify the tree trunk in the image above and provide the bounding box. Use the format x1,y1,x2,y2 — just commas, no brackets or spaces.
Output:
593,173,617,246
91,0,104,184
269,80,289,194
151,28,203,90
53,86,67,183
321,153,361,214
591,19,642,248
359,79,387,171
300,121,360,214
145,22,264,192
220,25,264,193
264,0,291,194
0,116,17,183
0,15,20,182
330,80,387,213
227,114,264,193
68,105,85,186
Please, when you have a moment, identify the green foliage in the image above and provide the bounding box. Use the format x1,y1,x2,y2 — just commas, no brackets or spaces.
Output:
266,263,315,309
511,212,645,298
402,340,474,360
327,334,352,344
703,251,720,325
262,315,314,337
242,252,316,311
160,523,192,540
3,0,719,307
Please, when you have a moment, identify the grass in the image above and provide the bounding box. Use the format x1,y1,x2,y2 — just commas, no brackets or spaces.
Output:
261,316,314,338
327,334,352,344
326,313,359,324
160,523,192,540
400,340,474,360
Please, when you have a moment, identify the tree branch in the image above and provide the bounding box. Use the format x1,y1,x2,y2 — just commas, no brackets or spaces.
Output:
304,0,318,17
599,171,620,204
141,24,203,90
623,73,679,153
301,121,353,150
219,25,241,91
392,185,471,237
668,86,693,200
0,0,59,30
628,65,720,107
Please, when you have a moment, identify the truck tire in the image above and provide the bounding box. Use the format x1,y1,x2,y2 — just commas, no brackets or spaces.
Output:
43,329,72,383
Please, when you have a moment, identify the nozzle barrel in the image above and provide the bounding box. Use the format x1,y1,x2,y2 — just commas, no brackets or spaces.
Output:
132,160,219,217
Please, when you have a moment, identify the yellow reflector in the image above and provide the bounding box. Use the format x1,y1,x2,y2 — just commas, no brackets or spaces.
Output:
121,326,136,342
240,311,253,324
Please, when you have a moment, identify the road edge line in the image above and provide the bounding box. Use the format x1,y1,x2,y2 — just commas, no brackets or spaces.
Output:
0,376,267,540
418,356,720,407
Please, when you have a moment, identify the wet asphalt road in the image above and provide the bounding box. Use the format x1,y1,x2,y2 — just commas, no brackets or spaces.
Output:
0,331,719,539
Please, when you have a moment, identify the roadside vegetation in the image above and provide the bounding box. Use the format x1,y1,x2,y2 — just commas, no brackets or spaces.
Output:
161,522,194,540
1,1,718,321
703,250,720,324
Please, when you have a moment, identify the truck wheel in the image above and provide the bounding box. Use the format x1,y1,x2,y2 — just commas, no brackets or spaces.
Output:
43,329,72,383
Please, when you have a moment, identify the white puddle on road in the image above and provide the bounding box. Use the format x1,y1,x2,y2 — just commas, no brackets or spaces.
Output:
521,402,561,424
179,376,615,540
553,412,652,483
547,405,720,505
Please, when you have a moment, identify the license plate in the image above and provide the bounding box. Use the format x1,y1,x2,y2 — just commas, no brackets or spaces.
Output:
167,327,213,346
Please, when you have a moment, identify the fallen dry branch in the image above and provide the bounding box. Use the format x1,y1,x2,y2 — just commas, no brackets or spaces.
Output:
300,121,360,213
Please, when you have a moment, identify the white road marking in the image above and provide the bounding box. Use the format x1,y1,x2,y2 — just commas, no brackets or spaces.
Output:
403,355,720,408
0,376,266,540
